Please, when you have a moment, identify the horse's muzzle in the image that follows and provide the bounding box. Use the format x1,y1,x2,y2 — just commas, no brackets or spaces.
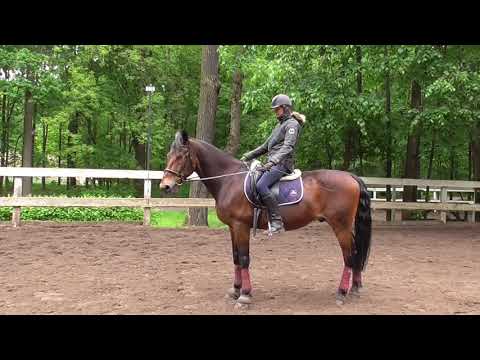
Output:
159,182,178,194
160,183,171,193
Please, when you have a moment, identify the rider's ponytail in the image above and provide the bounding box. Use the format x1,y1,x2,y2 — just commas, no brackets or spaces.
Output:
291,112,306,125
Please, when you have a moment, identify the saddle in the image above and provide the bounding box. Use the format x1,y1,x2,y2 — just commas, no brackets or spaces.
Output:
244,160,304,236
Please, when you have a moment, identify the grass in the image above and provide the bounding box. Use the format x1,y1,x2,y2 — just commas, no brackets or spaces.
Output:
151,210,227,229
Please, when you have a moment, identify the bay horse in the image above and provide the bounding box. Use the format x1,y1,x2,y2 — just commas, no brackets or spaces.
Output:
160,130,372,307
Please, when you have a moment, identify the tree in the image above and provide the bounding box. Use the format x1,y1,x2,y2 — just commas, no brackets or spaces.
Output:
225,49,243,156
402,79,422,219
22,87,34,195
188,45,220,226
384,45,394,220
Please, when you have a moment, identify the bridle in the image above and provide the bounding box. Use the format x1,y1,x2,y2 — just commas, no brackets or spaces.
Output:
163,145,193,186
163,168,188,186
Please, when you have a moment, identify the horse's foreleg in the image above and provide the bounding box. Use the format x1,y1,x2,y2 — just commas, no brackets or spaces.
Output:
232,223,252,305
227,224,252,303
226,227,242,300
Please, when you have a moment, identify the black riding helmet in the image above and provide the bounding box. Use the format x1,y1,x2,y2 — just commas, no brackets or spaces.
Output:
271,94,292,109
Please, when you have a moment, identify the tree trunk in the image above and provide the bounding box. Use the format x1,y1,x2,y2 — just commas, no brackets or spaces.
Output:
471,120,480,221
132,135,146,166
67,112,79,189
0,93,6,190
4,97,15,186
22,89,34,196
356,46,363,175
425,130,436,203
188,45,220,227
132,135,147,197
32,102,37,167
122,118,127,151
326,140,334,169
342,127,356,171
449,147,455,181
13,134,22,168
402,80,422,220
58,123,62,185
341,46,362,172
85,115,96,181
0,70,11,190
225,67,243,156
384,45,393,221
469,141,472,181
41,121,48,190
86,116,97,146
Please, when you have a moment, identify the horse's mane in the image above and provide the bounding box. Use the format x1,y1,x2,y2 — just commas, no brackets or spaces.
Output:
170,130,242,165
193,139,241,164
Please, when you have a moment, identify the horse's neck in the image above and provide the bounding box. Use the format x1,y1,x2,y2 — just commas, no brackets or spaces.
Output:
191,140,243,200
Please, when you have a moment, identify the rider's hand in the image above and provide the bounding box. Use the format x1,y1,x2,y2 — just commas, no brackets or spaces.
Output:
257,162,274,172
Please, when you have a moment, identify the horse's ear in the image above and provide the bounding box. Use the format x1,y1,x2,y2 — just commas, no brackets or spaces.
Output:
181,130,189,145
175,130,189,147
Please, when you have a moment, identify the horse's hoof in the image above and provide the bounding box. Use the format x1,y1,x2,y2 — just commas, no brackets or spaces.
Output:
225,288,240,300
335,292,347,306
234,302,249,310
237,294,252,305
350,286,362,297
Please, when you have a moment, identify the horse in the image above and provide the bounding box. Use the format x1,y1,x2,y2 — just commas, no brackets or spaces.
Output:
160,130,372,307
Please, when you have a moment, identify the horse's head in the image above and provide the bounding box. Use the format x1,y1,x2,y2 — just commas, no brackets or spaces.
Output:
160,130,196,193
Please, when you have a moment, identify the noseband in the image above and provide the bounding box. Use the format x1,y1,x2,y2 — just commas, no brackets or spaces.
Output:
163,168,187,185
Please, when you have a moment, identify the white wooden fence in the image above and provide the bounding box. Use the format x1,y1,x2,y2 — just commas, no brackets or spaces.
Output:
1,167,479,227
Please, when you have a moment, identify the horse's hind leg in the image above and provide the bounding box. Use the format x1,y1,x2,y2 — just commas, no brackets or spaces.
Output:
332,226,355,305
351,270,363,296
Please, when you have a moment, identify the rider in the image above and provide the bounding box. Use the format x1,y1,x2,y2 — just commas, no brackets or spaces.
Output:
240,94,306,234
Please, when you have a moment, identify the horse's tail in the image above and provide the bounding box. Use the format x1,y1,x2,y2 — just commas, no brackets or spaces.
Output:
350,174,372,272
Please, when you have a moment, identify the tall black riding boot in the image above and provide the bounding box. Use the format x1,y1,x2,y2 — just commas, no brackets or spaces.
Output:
261,192,285,235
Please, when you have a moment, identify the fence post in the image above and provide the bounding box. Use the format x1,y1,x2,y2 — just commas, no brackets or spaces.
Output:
12,177,22,227
391,186,397,222
469,189,476,223
440,187,447,224
143,179,152,226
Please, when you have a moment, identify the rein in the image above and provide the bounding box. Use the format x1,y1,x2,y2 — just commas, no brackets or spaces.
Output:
164,162,292,185
185,170,251,182
165,163,336,192
164,167,251,185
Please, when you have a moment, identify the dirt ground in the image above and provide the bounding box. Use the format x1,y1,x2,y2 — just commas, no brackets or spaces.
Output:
0,216,479,314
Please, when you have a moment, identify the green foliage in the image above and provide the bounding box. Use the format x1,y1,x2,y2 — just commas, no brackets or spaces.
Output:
2,44,480,205
0,206,225,228
0,206,143,222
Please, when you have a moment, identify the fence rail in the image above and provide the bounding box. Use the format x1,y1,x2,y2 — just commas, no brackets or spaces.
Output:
1,167,478,227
